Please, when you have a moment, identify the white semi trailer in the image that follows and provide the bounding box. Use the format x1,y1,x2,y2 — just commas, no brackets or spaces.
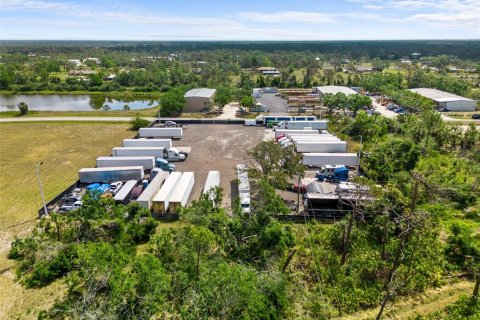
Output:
168,172,195,214
112,147,186,162
123,139,172,149
296,141,347,153
113,180,138,204
275,120,328,130
96,156,156,170
203,171,220,194
152,172,182,214
136,171,169,209
139,127,183,139
275,129,318,139
302,153,358,167
78,167,144,184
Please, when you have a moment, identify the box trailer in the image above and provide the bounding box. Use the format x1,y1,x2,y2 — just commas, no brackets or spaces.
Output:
113,180,138,204
123,139,172,149
244,119,256,126
303,153,358,167
275,120,328,130
112,147,186,162
139,127,183,139
296,141,347,153
275,129,318,139
169,172,195,214
203,171,220,194
135,171,169,209
78,166,144,184
293,138,341,145
152,172,182,214
288,133,334,139
96,156,156,170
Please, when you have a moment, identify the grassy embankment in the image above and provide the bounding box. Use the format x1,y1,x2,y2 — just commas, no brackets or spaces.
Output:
0,107,159,118
0,122,135,319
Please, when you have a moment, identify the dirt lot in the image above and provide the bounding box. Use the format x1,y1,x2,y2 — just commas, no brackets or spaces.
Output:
172,124,264,210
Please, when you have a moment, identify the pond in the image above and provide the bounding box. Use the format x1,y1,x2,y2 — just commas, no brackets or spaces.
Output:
0,94,158,112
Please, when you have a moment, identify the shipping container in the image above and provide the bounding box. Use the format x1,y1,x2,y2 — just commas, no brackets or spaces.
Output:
113,180,138,204
139,127,183,138
169,172,195,214
151,172,182,214
123,138,172,149
78,167,144,184
135,171,169,209
296,141,347,153
96,156,155,170
302,153,359,167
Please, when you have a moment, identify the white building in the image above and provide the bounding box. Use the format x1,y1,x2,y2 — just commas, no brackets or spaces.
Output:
314,86,357,98
409,88,476,111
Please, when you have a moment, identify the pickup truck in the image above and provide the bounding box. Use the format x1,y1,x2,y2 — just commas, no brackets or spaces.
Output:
60,201,82,212
163,121,182,128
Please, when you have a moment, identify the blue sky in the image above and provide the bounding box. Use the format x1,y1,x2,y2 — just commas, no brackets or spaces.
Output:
1,0,478,40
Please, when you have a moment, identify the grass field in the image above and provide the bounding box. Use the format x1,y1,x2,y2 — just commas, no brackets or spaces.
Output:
0,107,160,118
0,122,134,319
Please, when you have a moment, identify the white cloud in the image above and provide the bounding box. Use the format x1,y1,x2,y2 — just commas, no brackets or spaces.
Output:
239,11,336,23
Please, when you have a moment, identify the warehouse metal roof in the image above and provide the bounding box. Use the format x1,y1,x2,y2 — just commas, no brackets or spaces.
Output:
316,86,357,95
184,88,216,98
409,88,474,102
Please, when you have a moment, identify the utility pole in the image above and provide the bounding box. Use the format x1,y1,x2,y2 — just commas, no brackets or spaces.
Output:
357,135,363,176
296,174,303,214
35,162,48,217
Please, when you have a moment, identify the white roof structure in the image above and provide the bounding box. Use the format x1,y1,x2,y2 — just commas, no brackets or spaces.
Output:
316,86,357,96
409,88,474,103
184,88,216,99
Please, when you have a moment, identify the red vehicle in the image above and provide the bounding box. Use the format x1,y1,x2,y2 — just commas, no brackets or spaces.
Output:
130,185,144,200
275,134,286,141
289,183,307,194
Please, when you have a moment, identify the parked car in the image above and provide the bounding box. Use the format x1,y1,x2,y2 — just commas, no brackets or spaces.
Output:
164,121,177,127
439,107,450,112
471,114,480,119
131,185,143,199
108,181,123,195
394,108,405,113
60,201,82,212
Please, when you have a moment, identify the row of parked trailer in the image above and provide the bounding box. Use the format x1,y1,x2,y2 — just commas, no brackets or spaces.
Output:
271,119,359,168
66,126,224,215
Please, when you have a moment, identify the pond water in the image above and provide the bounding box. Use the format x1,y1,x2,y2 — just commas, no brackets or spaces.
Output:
0,94,158,112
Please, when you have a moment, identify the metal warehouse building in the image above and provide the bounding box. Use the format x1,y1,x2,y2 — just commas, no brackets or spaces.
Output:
184,88,216,112
409,88,476,111
313,86,357,98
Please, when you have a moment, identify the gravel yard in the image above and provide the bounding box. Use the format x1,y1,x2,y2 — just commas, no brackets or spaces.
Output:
171,124,264,210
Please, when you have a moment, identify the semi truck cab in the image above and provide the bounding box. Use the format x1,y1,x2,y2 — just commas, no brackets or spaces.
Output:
156,158,176,172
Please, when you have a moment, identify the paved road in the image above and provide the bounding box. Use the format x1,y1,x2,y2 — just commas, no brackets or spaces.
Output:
256,93,287,114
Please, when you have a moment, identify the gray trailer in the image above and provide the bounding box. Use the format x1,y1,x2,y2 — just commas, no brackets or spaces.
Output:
275,129,318,139
113,180,138,204
296,141,347,153
139,127,183,139
78,167,144,184
96,156,156,171
112,147,186,162
169,172,195,214
123,139,172,149
302,153,358,167
152,172,182,214
135,171,169,209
